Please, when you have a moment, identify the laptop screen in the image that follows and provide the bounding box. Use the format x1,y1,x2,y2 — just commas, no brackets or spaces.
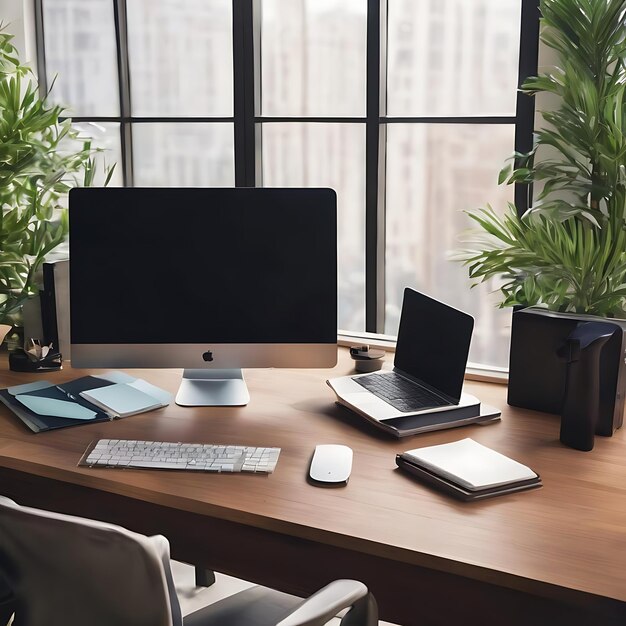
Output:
394,289,474,402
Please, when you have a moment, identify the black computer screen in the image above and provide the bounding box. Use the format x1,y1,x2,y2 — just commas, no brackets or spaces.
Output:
394,288,474,402
69,187,337,344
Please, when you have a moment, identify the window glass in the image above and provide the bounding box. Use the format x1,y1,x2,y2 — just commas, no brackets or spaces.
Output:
42,0,119,116
262,123,366,331
71,122,123,187
261,0,367,117
386,0,521,117
132,123,234,186
54,123,122,218
385,123,515,368
127,0,233,116
38,0,526,367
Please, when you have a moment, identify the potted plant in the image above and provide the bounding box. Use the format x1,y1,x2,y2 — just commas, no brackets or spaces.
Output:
460,0,626,424
0,27,114,346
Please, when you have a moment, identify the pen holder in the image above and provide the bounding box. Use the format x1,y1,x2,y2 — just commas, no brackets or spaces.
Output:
9,338,62,372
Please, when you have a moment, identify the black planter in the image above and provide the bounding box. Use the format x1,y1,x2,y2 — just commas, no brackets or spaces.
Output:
508,307,626,437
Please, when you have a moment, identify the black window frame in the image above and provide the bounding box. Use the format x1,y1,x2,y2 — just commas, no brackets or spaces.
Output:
34,0,540,335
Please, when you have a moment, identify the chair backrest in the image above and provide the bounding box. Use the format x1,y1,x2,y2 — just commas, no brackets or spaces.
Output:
0,496,183,626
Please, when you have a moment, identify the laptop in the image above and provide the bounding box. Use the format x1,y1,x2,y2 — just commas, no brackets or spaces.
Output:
327,289,499,435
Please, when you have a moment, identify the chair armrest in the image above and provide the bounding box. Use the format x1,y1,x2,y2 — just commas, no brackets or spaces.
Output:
277,579,377,626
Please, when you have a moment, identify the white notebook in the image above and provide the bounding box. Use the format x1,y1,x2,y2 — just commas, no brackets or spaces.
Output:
401,438,537,491
80,380,171,418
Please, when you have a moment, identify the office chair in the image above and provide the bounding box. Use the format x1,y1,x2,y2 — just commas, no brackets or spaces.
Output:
0,577,14,626
0,496,377,626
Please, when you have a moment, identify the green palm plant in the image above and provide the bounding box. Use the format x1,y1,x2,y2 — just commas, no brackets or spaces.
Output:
0,26,114,329
461,0,626,318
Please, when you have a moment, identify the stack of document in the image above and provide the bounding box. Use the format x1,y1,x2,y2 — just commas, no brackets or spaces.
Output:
396,438,542,500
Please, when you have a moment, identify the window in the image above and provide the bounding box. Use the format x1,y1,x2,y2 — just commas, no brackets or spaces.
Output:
36,0,537,369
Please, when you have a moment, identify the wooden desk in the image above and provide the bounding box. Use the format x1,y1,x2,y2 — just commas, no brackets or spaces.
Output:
1,351,625,625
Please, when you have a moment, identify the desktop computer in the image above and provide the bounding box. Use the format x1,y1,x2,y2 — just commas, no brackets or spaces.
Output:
68,187,337,407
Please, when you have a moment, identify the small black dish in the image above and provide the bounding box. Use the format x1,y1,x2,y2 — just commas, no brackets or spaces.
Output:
349,345,385,373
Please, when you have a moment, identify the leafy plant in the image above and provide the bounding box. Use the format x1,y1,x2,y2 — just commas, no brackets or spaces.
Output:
460,0,626,317
0,26,114,327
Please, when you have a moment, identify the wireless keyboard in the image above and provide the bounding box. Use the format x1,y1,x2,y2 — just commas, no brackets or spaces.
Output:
80,439,281,473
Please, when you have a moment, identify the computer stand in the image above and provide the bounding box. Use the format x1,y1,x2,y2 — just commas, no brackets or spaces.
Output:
175,369,250,407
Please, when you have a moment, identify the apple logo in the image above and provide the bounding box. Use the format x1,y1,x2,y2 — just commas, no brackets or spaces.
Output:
202,350,213,362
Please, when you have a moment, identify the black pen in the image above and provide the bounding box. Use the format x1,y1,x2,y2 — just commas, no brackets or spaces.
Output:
55,385,77,401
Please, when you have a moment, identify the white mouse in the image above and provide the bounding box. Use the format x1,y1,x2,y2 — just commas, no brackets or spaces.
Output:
309,444,353,484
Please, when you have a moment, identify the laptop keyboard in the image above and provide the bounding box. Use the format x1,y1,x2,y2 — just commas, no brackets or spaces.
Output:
353,371,450,413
